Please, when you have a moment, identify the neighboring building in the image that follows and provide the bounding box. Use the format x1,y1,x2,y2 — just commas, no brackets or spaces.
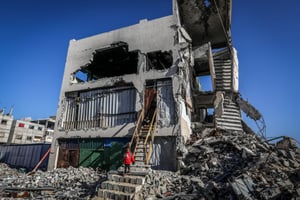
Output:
0,109,14,144
48,0,247,171
1,113,56,145
31,116,56,143
8,118,46,144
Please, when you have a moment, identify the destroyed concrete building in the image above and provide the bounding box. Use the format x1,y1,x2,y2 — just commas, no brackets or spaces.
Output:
48,0,265,172
0,1,298,199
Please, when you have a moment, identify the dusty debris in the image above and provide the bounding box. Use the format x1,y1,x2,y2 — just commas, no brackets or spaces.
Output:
135,129,300,200
0,164,105,199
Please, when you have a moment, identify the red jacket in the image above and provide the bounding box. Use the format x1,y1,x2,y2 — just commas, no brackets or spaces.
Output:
124,150,134,164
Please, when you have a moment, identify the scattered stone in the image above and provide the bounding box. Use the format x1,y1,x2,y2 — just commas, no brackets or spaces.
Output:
135,129,300,200
1,130,299,200
0,164,105,199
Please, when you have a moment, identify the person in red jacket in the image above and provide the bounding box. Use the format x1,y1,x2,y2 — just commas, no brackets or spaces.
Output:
123,147,134,175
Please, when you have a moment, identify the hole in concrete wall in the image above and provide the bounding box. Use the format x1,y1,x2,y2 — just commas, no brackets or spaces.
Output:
204,0,211,7
198,75,213,91
199,107,214,124
72,71,87,83
147,50,173,70
72,42,139,83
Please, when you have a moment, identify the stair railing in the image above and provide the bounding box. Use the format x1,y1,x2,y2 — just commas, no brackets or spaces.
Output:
144,108,157,165
130,109,144,156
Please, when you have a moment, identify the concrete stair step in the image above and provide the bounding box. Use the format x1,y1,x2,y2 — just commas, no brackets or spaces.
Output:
215,76,231,80
214,63,231,66
224,107,240,112
135,148,144,153
135,152,144,157
215,76,231,79
214,58,231,61
215,70,231,74
98,189,133,200
214,66,231,69
216,82,231,86
134,159,144,163
216,117,242,125
134,155,144,160
101,180,142,193
135,144,144,148
216,79,231,83
215,69,231,72
221,113,241,119
215,117,242,124
108,174,145,185
223,111,240,116
216,120,242,129
214,64,232,68
110,169,150,177
118,165,151,174
213,59,231,63
215,72,231,76
215,69,231,73
134,155,144,159
223,108,240,113
224,104,240,109
215,77,231,81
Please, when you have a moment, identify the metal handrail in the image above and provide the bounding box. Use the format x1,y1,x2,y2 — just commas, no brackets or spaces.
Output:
143,109,157,165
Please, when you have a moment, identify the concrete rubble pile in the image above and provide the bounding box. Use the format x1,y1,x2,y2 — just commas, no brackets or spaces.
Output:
136,129,300,200
0,164,105,199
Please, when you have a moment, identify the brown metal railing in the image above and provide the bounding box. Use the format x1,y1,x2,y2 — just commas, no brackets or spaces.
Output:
143,109,157,165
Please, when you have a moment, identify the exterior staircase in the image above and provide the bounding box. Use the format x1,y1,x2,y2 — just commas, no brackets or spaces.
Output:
215,95,243,132
214,58,232,91
213,48,232,91
213,48,243,132
96,106,157,199
97,172,146,200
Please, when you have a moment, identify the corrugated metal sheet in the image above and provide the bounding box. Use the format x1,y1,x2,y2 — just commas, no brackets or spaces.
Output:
79,138,103,168
150,137,177,171
0,143,50,171
63,87,137,130
157,79,176,127
57,138,129,170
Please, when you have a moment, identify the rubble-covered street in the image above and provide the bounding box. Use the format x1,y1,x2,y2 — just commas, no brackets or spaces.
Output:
0,130,299,200
136,129,300,200
0,164,105,199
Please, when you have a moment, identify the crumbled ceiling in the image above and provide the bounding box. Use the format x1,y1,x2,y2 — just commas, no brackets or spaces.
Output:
177,0,231,48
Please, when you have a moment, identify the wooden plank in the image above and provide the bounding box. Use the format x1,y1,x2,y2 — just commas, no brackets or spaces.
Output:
208,42,216,90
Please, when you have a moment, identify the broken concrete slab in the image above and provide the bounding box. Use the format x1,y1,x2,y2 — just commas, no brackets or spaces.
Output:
133,129,300,200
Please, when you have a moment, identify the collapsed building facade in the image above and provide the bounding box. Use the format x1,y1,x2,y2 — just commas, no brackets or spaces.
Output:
48,0,263,171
